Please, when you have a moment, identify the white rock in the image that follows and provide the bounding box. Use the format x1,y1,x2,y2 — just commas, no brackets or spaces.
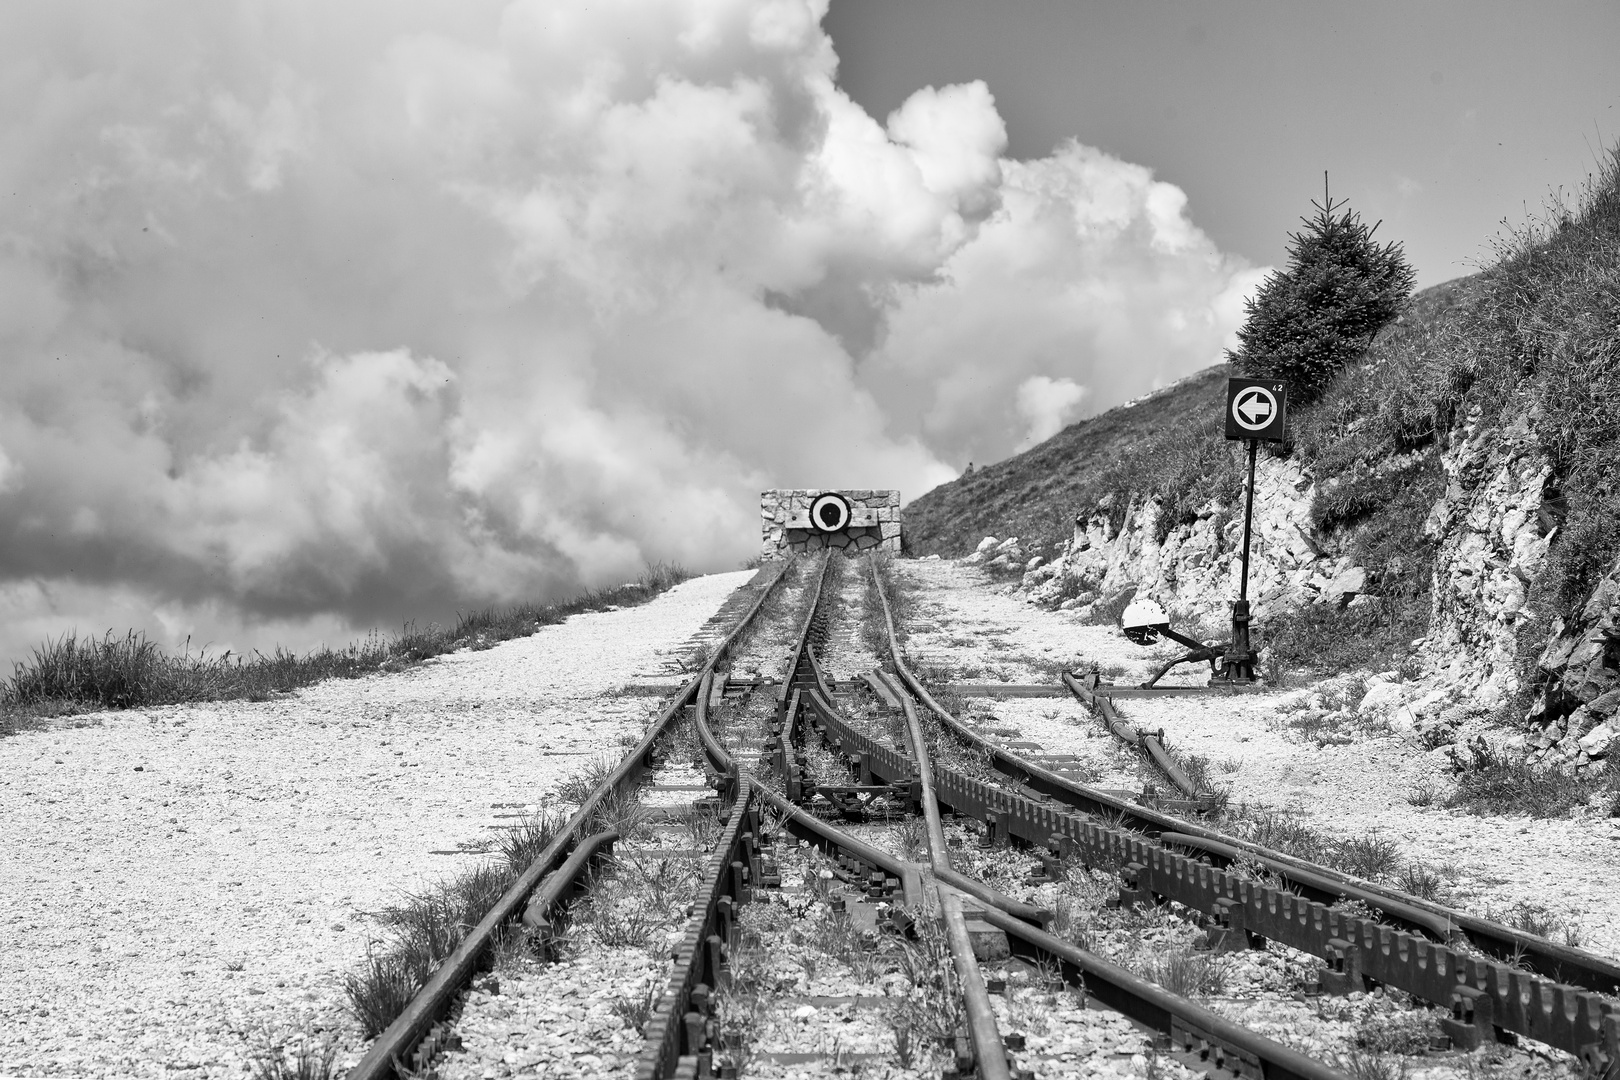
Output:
1025,556,1044,571
1357,681,1403,717
1322,565,1367,601
995,536,1021,554
1578,721,1618,757
1389,707,1419,742
975,536,1000,555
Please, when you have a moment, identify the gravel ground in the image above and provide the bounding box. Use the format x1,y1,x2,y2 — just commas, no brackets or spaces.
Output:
816,558,885,683
0,570,752,1078
723,559,817,684
437,819,718,1080
893,560,1170,685
14,553,1612,1078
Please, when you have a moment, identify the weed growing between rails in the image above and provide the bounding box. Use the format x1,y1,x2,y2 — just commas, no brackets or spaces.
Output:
419,796,731,1078
0,561,690,732
716,556,811,677
864,554,916,658
709,853,972,1075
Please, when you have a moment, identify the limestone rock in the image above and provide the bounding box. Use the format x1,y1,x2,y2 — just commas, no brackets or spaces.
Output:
1321,565,1367,603
1577,720,1617,757
1357,680,1403,717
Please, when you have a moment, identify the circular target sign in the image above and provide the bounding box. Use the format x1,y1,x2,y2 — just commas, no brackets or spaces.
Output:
809,492,852,533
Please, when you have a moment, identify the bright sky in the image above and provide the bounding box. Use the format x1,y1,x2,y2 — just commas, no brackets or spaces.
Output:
826,0,1620,287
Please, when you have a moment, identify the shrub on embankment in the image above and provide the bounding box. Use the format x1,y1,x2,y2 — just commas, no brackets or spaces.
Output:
0,562,689,731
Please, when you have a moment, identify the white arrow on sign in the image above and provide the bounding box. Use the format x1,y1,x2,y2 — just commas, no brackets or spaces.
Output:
1232,386,1278,431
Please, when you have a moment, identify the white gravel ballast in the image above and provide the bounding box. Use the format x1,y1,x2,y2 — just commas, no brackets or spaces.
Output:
0,570,753,1078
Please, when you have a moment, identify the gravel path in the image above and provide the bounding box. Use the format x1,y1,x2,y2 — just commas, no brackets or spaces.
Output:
893,560,1170,684
0,570,752,1078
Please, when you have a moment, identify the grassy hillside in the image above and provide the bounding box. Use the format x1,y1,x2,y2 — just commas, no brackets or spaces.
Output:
901,365,1236,559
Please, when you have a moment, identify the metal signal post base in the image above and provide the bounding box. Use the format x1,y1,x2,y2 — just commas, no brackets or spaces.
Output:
1219,439,1261,684
1222,599,1255,684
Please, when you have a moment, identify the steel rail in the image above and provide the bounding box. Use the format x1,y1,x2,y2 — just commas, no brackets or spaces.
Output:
1082,680,1202,797
865,558,1620,1067
972,904,1350,1080
796,660,1051,924
939,889,1011,1080
890,608,1011,1080
1062,671,1620,995
519,830,619,959
776,552,835,720
708,557,1008,1079
346,562,790,1080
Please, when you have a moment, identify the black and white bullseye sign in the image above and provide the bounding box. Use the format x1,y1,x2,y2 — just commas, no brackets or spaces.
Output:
809,492,852,533
1224,377,1288,442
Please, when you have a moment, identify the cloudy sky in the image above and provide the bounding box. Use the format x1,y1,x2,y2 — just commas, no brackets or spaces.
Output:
0,1,1614,667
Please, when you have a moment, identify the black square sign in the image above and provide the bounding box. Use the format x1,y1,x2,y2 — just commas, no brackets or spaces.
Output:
1225,377,1288,442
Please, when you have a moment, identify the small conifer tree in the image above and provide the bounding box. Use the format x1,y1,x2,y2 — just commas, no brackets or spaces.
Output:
1228,178,1416,402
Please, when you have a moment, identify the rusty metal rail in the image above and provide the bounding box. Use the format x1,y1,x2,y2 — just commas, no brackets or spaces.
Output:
1061,671,1620,997
634,777,761,1080
1085,679,1203,798
974,903,1347,1080
858,555,1620,1070
346,561,790,1080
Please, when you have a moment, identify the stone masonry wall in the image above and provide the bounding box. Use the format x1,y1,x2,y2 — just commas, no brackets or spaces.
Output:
760,490,901,560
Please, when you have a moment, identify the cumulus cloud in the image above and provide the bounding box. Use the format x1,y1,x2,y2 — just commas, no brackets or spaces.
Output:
1014,376,1089,451
0,0,1263,666
862,142,1263,468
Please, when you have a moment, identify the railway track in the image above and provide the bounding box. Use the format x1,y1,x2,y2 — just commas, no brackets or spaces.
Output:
851,556,1620,1078
679,553,1348,1078
341,552,1617,1079
343,560,798,1079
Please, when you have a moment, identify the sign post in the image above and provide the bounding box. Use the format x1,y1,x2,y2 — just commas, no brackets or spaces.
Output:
1223,377,1288,683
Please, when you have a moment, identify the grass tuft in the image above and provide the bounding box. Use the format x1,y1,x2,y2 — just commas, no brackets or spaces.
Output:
249,1036,340,1080
2,562,689,730
1135,948,1226,999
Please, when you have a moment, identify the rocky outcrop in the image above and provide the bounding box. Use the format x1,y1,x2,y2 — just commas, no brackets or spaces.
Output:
1527,564,1620,772
1418,407,1555,712
1014,456,1347,628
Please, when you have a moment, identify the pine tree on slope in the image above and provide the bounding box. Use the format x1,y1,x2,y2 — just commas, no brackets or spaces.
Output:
1228,181,1417,403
